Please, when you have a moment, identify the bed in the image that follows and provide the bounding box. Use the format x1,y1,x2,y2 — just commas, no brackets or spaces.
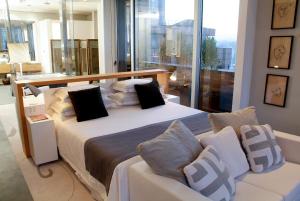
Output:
50,101,210,201
13,70,210,201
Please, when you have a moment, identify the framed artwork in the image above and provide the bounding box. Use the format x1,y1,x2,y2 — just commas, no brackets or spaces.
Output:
268,36,293,69
271,0,298,29
264,74,289,107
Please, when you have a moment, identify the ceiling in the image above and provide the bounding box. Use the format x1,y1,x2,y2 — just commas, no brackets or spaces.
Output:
4,0,99,14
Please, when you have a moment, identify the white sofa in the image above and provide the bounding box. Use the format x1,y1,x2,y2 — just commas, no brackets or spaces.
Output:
128,131,300,201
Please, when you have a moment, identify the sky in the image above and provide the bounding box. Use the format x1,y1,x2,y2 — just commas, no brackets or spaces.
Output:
165,0,240,41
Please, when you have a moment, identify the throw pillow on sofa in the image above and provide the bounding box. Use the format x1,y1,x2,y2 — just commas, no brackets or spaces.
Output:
200,126,249,178
183,145,235,201
208,106,259,137
137,120,203,185
240,124,285,173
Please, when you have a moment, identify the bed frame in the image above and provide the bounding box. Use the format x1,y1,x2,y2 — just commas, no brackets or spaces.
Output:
13,69,169,158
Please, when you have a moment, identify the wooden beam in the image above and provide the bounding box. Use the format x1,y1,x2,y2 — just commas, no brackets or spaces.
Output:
14,69,169,158
15,69,168,86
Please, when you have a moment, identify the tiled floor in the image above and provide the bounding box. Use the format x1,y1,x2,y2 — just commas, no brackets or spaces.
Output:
0,85,15,105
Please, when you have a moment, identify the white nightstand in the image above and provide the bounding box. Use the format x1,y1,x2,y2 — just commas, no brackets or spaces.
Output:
165,94,180,104
26,114,58,165
23,95,46,116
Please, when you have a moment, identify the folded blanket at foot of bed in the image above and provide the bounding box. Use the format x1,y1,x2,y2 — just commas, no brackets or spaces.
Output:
84,112,211,193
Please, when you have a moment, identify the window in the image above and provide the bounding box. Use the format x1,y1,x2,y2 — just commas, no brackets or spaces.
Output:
199,0,240,112
135,0,195,106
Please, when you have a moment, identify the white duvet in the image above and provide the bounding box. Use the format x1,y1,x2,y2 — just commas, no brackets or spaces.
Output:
53,102,203,201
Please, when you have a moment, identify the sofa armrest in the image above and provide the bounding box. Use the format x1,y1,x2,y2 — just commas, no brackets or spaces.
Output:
129,161,211,201
275,131,300,164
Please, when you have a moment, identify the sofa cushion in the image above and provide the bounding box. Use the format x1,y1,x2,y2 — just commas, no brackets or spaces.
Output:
233,182,282,201
240,124,285,173
184,146,235,201
200,126,249,178
239,162,300,201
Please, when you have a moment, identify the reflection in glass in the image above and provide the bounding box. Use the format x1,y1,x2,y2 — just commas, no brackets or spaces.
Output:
117,0,132,72
200,0,239,112
1,0,100,78
135,0,195,106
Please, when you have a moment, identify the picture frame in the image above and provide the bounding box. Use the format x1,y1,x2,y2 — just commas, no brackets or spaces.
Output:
267,36,293,69
271,0,298,29
264,74,289,107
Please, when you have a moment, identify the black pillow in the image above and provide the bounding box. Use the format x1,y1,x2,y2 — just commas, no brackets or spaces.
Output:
68,87,108,122
134,80,165,109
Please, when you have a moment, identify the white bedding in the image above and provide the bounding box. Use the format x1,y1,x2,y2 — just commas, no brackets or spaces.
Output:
53,102,204,201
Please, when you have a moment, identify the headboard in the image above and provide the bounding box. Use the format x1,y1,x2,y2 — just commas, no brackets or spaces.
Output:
13,69,170,158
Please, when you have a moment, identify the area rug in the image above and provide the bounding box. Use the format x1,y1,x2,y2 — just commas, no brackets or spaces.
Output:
0,104,93,201
0,120,33,201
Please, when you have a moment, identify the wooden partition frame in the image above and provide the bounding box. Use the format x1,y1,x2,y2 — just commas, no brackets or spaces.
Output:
13,69,169,158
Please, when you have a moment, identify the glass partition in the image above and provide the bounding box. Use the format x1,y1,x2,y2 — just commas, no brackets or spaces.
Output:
134,0,195,106
1,0,100,77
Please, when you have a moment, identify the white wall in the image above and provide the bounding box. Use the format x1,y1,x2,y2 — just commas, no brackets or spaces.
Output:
232,0,257,110
98,0,117,74
69,20,95,39
33,20,53,73
249,0,300,135
33,19,95,73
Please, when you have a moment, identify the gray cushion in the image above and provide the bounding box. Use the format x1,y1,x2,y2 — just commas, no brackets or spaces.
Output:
137,120,203,185
240,124,285,173
208,106,259,137
184,146,235,201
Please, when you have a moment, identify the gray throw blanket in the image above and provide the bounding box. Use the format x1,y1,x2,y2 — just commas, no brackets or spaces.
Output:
84,112,211,193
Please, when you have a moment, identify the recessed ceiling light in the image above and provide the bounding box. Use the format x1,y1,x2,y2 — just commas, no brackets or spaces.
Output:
44,1,50,5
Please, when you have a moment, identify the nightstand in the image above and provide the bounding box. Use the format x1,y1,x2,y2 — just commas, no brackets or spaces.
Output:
26,114,58,165
165,94,180,104
23,95,46,116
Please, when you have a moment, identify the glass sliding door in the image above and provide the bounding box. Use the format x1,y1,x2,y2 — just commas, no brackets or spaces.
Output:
117,0,132,72
199,0,239,112
134,0,195,106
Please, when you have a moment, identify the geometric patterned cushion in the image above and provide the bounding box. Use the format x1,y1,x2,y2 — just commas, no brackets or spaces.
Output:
183,146,235,201
240,124,285,173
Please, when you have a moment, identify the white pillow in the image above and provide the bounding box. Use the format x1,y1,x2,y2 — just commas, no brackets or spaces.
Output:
200,126,249,178
54,85,97,102
54,85,111,102
111,78,152,92
50,101,75,117
102,96,117,109
184,146,235,201
109,92,139,106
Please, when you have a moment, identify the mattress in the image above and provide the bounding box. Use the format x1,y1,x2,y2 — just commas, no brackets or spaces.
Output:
52,102,204,200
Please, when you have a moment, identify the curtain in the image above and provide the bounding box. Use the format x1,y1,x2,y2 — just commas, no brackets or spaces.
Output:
10,26,24,43
0,26,8,51
0,22,35,61
27,23,35,61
